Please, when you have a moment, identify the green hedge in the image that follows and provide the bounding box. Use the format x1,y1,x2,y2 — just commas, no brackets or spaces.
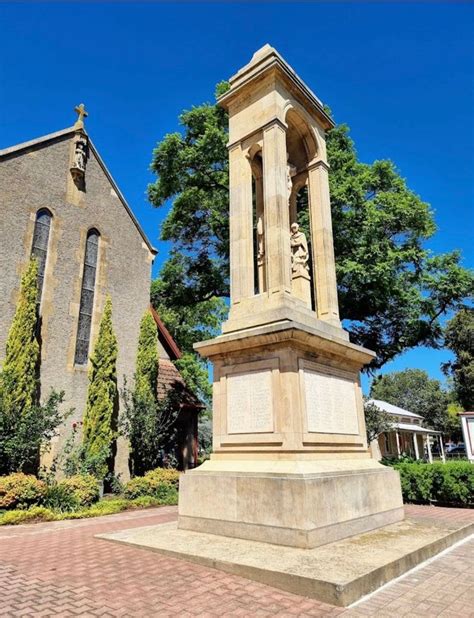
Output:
393,462,474,506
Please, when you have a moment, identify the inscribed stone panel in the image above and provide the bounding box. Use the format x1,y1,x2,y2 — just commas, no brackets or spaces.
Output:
304,369,359,435
227,369,273,434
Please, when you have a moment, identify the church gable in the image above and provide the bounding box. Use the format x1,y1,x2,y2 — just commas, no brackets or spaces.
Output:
0,122,156,258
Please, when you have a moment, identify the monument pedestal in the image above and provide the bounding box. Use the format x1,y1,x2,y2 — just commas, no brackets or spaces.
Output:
178,320,404,548
179,459,404,549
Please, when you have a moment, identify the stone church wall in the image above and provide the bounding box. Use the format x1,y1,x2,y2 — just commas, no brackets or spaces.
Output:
0,133,154,479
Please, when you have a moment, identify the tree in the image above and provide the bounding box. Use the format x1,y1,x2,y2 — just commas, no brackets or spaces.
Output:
1,259,40,418
445,401,463,442
82,296,118,479
148,86,473,373
135,312,159,401
0,259,67,474
370,369,449,431
363,399,393,444
0,389,66,475
121,311,181,475
150,256,226,404
442,308,474,410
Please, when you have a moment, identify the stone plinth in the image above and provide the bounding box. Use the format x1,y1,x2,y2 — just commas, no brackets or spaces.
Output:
179,459,404,548
194,320,376,459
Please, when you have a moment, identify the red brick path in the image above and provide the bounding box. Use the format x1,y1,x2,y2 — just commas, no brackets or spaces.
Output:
0,505,472,617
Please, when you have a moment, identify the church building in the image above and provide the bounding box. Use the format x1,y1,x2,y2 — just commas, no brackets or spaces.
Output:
0,106,200,478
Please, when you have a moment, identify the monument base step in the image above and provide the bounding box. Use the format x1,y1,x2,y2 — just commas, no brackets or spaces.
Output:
97,515,474,607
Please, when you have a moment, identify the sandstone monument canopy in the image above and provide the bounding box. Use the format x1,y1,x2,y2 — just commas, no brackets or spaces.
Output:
148,67,473,378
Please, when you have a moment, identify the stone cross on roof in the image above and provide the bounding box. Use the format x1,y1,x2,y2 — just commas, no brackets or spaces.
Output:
73,103,88,130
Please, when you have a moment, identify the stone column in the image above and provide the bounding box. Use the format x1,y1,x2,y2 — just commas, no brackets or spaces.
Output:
229,144,254,304
308,160,340,326
263,120,291,295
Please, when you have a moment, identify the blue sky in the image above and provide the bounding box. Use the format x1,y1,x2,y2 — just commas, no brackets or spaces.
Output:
1,2,473,392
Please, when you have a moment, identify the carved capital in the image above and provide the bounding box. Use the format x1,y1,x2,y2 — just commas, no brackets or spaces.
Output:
261,116,288,134
307,159,330,173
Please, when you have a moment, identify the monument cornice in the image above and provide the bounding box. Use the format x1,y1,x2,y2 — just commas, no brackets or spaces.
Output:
194,320,375,367
218,45,334,131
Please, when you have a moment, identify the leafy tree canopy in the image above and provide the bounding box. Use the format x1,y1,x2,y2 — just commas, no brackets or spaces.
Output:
442,307,474,410
363,399,394,444
370,368,449,431
148,84,473,374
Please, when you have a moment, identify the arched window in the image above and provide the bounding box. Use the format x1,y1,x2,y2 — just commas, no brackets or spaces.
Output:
74,229,100,365
31,209,52,304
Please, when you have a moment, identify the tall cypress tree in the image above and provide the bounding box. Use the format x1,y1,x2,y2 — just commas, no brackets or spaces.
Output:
135,312,159,401
82,296,118,477
122,311,160,475
1,259,40,416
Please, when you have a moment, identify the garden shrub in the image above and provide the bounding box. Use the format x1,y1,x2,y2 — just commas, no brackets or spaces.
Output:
45,474,99,511
0,473,47,509
123,467,180,500
122,476,150,499
393,461,474,506
44,483,79,512
61,474,99,506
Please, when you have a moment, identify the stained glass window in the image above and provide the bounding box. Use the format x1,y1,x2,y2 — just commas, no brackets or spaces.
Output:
31,209,52,306
74,229,99,365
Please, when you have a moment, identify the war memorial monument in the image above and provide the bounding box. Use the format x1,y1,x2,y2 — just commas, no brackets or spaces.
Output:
102,46,473,606
178,44,405,547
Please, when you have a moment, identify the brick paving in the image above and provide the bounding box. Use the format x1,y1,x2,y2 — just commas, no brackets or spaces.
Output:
0,504,472,617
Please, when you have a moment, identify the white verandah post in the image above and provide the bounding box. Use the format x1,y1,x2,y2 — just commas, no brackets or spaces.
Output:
427,434,433,463
395,432,401,457
413,433,420,460
439,435,446,463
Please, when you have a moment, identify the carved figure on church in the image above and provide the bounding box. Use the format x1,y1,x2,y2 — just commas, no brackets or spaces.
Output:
73,139,87,172
290,222,310,277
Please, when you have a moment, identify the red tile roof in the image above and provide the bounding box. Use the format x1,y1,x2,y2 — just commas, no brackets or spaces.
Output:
157,358,203,410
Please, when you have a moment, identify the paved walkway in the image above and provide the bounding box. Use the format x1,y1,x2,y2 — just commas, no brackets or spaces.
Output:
0,505,472,617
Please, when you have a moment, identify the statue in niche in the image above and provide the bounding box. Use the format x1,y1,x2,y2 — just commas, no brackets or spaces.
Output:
286,157,297,203
256,215,265,265
290,223,310,277
72,138,87,173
